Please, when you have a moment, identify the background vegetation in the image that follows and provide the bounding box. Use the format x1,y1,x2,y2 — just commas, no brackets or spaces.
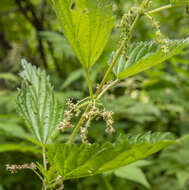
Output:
0,0,189,189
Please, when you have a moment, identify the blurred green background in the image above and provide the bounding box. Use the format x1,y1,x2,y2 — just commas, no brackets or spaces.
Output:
0,0,189,189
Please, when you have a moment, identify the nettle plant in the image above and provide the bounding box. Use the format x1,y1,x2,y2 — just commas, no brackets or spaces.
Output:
6,0,189,189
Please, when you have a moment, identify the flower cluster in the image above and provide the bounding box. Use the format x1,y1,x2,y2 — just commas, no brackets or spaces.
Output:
58,110,73,133
80,104,115,144
118,8,137,58
153,20,169,54
80,126,90,144
58,99,81,133
101,110,115,134
145,14,169,54
6,163,37,174
58,98,115,144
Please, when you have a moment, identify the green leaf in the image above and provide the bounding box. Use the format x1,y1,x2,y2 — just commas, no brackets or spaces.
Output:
16,60,63,144
0,120,31,140
61,68,85,89
0,73,19,82
110,39,189,79
47,132,175,181
114,160,151,188
170,0,189,6
0,143,41,154
40,31,75,57
52,0,115,69
103,96,160,123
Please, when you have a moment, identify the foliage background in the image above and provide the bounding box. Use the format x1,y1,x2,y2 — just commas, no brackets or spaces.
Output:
0,0,189,189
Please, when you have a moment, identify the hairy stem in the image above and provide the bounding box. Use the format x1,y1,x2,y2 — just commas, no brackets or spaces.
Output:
85,69,93,99
148,4,173,14
76,97,90,106
97,79,119,100
67,71,93,145
94,41,125,98
94,0,149,98
42,146,47,190
67,106,90,144
77,101,90,109
42,146,47,171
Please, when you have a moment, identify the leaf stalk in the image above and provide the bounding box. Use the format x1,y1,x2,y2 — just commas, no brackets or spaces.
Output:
42,146,47,190
85,69,94,100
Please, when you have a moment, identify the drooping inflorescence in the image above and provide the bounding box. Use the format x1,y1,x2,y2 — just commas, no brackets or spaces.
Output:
58,98,115,144
58,99,78,133
145,13,169,54
117,7,137,59
6,163,37,174
80,103,115,144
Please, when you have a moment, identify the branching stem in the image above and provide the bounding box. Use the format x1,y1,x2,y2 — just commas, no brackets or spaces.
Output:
67,0,151,145
48,178,63,189
76,97,90,106
147,4,173,14
77,101,91,109
97,79,119,100
94,0,149,98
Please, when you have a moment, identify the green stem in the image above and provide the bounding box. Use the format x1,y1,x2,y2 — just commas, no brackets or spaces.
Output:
94,1,147,98
42,146,47,190
42,146,47,171
143,0,152,7
97,79,119,100
67,71,93,145
94,41,125,98
85,69,93,99
48,178,63,189
76,97,90,106
67,106,90,144
32,169,43,182
66,0,151,145
147,4,173,14
77,101,90,109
